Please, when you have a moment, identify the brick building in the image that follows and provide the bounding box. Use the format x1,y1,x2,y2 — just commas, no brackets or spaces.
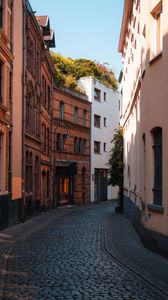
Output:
52,87,91,206
0,0,13,229
24,3,55,216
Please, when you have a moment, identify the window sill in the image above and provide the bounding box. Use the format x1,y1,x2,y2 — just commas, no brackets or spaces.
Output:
147,204,164,213
149,52,162,65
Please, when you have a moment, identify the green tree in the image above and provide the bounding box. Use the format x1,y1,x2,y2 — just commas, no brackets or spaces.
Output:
108,126,124,211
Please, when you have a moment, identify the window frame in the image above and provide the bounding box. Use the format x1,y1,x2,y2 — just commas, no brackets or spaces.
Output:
74,106,78,124
59,101,64,120
83,110,86,127
104,117,107,127
151,127,162,206
151,1,163,58
94,88,101,102
0,0,3,28
0,60,4,103
94,141,101,154
94,114,101,128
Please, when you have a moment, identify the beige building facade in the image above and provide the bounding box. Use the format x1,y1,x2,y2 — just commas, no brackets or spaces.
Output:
119,0,168,255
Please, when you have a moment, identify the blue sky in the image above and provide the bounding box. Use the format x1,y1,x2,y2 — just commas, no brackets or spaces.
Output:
29,0,124,77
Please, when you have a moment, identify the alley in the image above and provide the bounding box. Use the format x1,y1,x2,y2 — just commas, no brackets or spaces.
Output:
0,202,168,300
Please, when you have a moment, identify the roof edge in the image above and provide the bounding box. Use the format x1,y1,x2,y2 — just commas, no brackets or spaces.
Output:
118,0,133,53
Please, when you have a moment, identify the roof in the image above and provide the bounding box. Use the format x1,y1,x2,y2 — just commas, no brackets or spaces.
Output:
36,16,49,27
44,29,55,48
35,15,55,48
118,0,133,52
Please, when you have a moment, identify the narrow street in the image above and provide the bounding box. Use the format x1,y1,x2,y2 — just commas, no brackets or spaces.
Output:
0,202,168,300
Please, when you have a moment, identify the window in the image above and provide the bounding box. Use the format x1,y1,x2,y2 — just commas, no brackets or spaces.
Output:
47,171,50,198
94,141,101,154
26,93,31,128
62,134,67,151
74,107,78,124
42,124,46,153
25,151,34,193
94,114,101,128
42,75,45,105
9,68,13,101
104,143,106,152
27,38,35,73
83,110,86,126
79,138,82,153
44,79,47,106
0,132,4,191
29,153,33,192
94,88,101,101
47,86,50,110
0,60,4,103
0,0,3,28
35,101,40,138
35,156,39,200
59,101,64,120
8,1,13,52
8,132,12,192
151,2,162,57
36,50,40,81
151,127,162,205
104,117,107,127
104,92,106,101
25,151,29,192
57,133,61,151
74,137,78,153
47,128,50,154
83,139,86,154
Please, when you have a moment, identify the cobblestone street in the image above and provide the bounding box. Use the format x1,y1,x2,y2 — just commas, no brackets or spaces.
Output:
0,202,168,300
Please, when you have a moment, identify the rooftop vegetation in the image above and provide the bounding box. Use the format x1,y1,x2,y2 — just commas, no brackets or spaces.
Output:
50,52,118,93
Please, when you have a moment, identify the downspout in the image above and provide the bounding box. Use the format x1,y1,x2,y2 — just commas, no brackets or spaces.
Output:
21,0,26,222
50,75,54,208
90,101,92,204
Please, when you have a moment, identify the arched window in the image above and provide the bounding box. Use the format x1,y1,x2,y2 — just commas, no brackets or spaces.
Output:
151,127,162,205
57,133,61,151
59,101,64,120
74,107,78,124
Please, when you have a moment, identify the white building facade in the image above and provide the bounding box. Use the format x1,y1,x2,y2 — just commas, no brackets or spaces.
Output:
79,77,119,203
119,0,168,255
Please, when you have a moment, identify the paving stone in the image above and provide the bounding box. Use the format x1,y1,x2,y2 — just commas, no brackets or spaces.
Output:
0,202,167,299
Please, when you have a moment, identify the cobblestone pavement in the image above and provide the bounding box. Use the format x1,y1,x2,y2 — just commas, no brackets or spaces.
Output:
0,202,168,300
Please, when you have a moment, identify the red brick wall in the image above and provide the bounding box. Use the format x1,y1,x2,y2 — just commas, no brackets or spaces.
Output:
53,88,91,205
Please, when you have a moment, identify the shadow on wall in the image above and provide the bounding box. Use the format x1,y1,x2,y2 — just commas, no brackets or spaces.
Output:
122,31,168,257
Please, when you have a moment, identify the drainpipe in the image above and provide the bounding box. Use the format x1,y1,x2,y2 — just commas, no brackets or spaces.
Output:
50,77,54,208
90,104,92,204
21,0,26,222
